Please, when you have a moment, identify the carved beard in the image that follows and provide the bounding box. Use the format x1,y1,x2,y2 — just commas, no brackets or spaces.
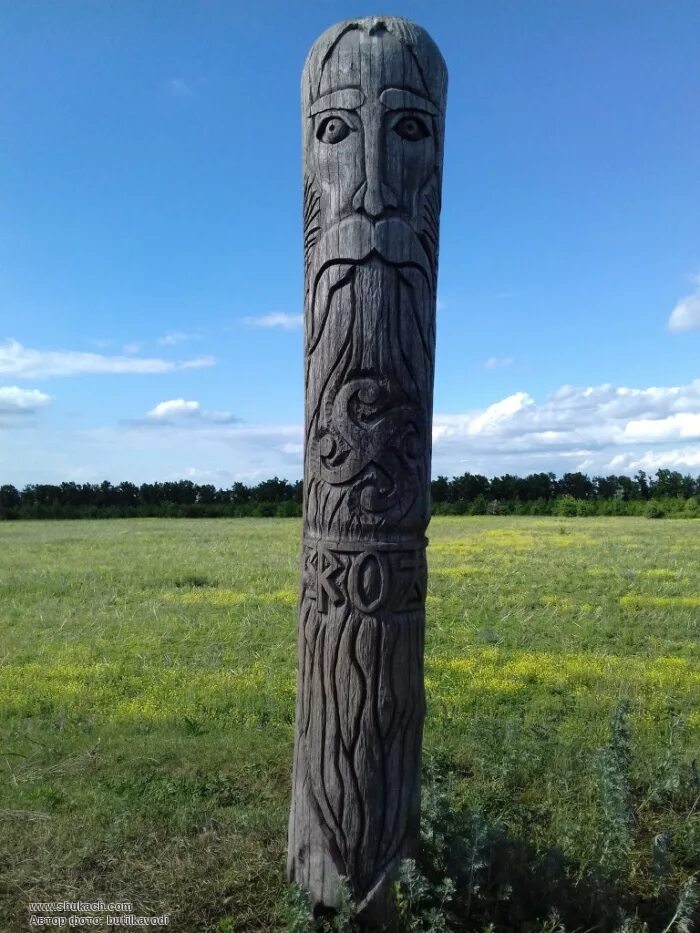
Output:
290,172,440,910
295,542,427,907
303,211,438,542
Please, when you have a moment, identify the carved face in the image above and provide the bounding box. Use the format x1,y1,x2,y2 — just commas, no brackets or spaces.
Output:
307,28,439,230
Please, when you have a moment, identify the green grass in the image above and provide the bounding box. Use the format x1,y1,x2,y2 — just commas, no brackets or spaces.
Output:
1,517,698,931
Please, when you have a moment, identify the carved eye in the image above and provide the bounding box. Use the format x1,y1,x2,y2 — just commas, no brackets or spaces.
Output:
316,116,351,144
394,115,430,141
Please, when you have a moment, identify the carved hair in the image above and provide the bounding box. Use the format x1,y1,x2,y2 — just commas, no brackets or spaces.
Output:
302,15,447,121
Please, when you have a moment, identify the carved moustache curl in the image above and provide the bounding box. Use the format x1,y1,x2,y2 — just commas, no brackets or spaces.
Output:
305,213,435,355
308,214,433,281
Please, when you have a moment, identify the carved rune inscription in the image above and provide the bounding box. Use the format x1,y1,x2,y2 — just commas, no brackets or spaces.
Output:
303,540,427,615
288,15,447,920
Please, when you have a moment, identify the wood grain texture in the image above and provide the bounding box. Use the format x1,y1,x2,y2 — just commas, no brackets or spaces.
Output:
288,16,447,922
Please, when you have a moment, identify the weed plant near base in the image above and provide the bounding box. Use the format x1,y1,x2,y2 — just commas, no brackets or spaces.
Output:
0,517,698,931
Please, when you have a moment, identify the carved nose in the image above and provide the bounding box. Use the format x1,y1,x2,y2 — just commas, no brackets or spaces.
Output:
353,125,399,217
352,179,398,217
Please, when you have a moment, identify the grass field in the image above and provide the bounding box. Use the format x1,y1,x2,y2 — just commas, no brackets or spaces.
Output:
1,517,698,931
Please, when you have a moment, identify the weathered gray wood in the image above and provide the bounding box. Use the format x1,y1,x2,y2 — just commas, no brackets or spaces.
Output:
288,16,447,923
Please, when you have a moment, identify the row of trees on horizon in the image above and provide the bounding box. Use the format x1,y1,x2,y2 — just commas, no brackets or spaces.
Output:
1,468,699,519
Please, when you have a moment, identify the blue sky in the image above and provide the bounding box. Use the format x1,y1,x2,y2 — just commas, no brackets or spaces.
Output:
2,0,699,487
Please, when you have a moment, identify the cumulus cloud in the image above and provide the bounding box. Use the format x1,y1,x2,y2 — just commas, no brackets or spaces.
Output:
126,379,700,479
483,356,514,370
432,379,700,471
144,398,240,425
8,376,700,487
127,406,302,443
115,378,700,481
622,413,700,443
148,399,201,419
243,312,303,330
121,400,302,459
0,386,51,414
668,277,700,333
0,339,214,379
608,446,700,472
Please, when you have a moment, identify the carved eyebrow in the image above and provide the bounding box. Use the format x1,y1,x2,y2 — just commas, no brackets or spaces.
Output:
309,89,365,115
379,88,438,115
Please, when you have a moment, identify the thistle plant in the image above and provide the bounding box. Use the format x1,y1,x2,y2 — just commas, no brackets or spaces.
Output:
596,700,633,878
660,874,698,933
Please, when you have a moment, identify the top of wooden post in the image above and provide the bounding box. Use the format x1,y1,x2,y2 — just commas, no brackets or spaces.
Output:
302,17,447,169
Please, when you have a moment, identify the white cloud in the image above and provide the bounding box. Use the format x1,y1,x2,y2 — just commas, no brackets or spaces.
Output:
83,377,700,484
0,339,214,379
7,376,700,487
433,392,533,444
144,398,239,425
623,413,700,443
123,342,143,355
182,466,234,482
668,277,700,332
0,386,51,414
0,396,305,483
484,356,514,370
157,331,195,347
280,442,304,456
607,447,700,472
122,403,302,454
243,312,303,330
432,378,700,474
148,399,201,419
469,392,532,433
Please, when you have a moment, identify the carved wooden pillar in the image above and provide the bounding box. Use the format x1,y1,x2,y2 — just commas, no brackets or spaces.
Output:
288,15,447,922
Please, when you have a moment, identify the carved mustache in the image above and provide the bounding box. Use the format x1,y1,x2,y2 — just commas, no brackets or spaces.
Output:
309,215,432,275
306,215,435,350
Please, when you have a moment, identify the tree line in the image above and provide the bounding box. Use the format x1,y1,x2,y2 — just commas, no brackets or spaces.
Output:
1,469,699,520
430,469,700,518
